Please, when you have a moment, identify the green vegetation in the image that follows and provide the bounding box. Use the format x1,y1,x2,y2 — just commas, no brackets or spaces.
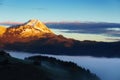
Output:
0,51,100,80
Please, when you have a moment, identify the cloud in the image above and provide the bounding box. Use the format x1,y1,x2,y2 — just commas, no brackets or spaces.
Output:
105,28,120,37
106,38,120,41
46,22,120,37
0,21,23,26
1,21,120,38
106,28,120,31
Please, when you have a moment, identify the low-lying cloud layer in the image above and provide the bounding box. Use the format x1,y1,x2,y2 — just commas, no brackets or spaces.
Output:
46,22,120,38
1,22,120,41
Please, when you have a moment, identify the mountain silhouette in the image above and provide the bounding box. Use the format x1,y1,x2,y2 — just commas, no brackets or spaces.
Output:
0,19,120,57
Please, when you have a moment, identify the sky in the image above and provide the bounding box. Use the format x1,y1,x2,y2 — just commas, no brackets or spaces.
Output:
0,0,120,23
0,0,120,42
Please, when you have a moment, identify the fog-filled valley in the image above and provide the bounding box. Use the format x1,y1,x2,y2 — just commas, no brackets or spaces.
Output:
0,0,120,80
9,51,120,80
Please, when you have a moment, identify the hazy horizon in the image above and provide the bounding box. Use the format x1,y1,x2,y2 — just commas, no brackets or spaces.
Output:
0,0,120,42
0,21,120,42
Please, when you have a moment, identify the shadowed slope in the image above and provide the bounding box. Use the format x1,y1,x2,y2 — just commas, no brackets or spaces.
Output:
0,51,100,80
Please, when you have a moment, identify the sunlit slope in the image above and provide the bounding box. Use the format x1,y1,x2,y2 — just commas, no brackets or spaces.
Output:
0,26,6,36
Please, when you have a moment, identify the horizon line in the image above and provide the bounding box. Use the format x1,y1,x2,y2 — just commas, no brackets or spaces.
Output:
0,21,120,25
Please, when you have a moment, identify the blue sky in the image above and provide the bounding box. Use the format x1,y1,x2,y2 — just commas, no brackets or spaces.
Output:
0,0,120,23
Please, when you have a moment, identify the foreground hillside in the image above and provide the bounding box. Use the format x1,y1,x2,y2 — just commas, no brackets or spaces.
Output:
0,51,100,80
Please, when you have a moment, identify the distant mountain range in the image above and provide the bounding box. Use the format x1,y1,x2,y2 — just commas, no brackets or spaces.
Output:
0,19,120,57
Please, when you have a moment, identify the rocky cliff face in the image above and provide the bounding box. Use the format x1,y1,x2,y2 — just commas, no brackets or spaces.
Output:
0,19,54,43
0,26,6,36
24,19,53,33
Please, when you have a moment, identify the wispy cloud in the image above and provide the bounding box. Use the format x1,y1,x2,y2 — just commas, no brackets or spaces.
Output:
0,21,23,25
46,22,120,37
106,38,120,41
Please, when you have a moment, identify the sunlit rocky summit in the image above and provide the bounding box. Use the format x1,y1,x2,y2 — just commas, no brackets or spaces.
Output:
0,19,76,53
0,19,120,57
0,26,6,36
0,19,54,43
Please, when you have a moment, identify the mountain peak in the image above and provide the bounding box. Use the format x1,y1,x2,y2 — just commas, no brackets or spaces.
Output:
24,19,53,33
0,19,54,43
25,19,39,26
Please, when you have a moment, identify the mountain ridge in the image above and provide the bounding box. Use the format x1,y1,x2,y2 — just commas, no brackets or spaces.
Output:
0,19,54,43
0,19,120,57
